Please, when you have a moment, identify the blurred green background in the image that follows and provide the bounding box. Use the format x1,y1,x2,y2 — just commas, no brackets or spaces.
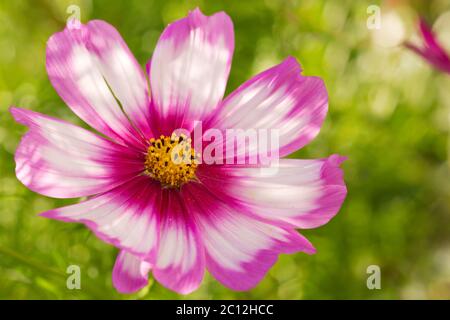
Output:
0,0,449,299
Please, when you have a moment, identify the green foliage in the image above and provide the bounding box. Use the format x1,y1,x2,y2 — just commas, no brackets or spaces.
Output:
0,0,449,299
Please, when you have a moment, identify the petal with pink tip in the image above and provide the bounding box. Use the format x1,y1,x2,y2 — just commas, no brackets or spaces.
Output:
41,176,160,259
405,19,450,74
206,57,327,162
152,190,205,294
46,20,151,146
10,107,143,198
183,183,315,291
197,155,347,229
418,19,447,56
149,8,234,134
113,250,152,294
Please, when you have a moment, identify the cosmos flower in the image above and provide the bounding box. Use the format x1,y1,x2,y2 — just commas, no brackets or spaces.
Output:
10,8,347,294
405,18,450,74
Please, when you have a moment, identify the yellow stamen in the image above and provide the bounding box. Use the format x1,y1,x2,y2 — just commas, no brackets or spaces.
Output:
144,133,198,188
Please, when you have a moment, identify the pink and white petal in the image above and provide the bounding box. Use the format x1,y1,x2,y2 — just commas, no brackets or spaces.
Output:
418,19,448,56
196,155,347,229
46,20,151,147
41,176,160,259
113,250,152,294
206,57,327,162
152,190,205,294
149,8,234,134
183,183,315,291
10,107,142,198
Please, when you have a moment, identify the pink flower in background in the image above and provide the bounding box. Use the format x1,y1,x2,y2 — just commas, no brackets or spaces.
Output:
405,18,450,74
10,8,347,294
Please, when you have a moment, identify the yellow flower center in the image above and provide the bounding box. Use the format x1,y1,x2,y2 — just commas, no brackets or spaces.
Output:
144,134,198,188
